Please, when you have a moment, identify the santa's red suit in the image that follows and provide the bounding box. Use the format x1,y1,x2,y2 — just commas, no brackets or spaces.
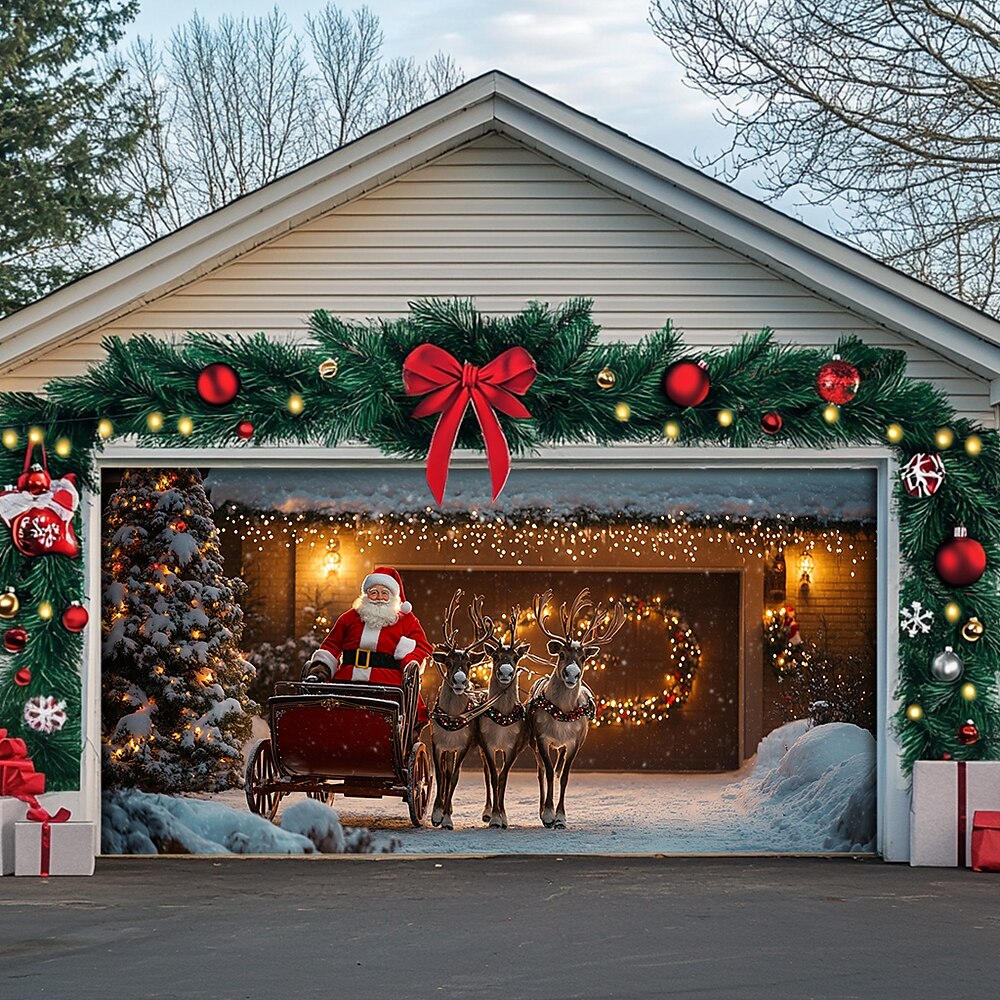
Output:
310,607,433,686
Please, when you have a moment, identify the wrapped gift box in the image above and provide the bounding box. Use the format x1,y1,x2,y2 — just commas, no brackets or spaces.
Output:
910,761,1000,867
14,820,96,876
1,797,29,875
972,811,1000,872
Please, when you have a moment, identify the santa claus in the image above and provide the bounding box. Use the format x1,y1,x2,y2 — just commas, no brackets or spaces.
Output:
303,567,433,690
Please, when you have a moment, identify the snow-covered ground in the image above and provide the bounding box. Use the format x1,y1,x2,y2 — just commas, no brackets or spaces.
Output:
111,719,876,856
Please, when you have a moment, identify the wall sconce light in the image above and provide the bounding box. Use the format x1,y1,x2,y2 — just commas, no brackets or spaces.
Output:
799,551,814,595
323,537,341,576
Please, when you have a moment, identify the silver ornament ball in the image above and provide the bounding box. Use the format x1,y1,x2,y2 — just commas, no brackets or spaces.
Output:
930,645,964,683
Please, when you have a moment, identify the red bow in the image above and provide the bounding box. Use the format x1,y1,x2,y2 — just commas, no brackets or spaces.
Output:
403,344,537,503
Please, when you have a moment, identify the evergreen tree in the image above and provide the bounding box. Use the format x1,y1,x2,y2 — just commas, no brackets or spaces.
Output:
0,0,147,314
101,468,254,792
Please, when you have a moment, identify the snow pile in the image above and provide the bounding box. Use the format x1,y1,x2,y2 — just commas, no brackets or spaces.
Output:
101,790,397,855
729,720,877,852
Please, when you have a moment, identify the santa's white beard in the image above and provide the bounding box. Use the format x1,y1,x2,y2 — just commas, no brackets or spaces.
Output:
354,594,401,628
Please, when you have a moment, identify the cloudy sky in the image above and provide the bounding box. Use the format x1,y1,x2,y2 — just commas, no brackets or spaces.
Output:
126,3,745,188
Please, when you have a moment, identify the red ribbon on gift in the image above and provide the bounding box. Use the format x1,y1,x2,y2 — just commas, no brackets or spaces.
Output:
26,804,72,877
402,344,537,503
0,730,46,798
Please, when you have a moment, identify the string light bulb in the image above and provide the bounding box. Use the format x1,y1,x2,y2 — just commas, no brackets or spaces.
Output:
663,421,680,441
935,427,954,449
28,426,44,444
614,402,630,422
97,419,114,439
288,393,304,414
37,601,53,620
147,412,164,432
822,404,840,424
906,703,924,721
54,437,72,458
177,417,194,437
961,682,977,701
717,409,734,427
2,429,17,449
944,601,962,624
886,423,904,443
965,435,982,456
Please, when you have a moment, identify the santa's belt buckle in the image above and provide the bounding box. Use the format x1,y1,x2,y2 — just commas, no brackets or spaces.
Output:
355,649,371,669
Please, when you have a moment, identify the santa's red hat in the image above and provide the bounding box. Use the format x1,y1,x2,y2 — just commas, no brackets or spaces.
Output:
362,566,411,614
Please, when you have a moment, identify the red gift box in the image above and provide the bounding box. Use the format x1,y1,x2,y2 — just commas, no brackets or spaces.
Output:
972,811,1000,873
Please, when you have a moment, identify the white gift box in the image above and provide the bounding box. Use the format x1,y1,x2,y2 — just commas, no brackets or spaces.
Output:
910,761,1000,867
14,820,96,876
0,797,29,875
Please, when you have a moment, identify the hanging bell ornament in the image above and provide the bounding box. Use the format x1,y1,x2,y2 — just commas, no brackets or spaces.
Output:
61,602,89,633
957,720,980,746
930,645,964,683
0,587,19,619
961,617,985,643
318,358,339,380
3,626,28,653
596,367,617,391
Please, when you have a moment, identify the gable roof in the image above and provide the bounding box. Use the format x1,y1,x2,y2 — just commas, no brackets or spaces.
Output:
4,70,1000,399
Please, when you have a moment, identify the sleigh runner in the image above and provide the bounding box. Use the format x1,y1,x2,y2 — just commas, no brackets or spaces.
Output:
244,662,433,826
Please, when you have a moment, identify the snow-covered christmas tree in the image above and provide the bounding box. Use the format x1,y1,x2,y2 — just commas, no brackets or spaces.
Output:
101,468,254,792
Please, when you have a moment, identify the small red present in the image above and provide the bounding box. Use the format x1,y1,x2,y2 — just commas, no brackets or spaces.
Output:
971,811,1000,873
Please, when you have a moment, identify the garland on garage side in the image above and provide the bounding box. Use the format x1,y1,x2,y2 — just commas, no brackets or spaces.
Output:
1,297,998,783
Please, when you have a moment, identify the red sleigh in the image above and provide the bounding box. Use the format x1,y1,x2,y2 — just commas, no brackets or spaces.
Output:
244,663,432,826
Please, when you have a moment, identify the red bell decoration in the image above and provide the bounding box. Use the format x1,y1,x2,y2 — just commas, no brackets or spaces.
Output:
236,420,254,440
935,526,987,587
816,356,860,405
61,602,89,633
957,720,980,746
3,626,28,653
16,441,52,495
761,411,783,435
663,360,710,408
196,362,241,406
11,506,79,558
900,452,946,497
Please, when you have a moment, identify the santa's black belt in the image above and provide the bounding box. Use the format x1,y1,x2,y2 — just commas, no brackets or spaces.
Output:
341,649,400,671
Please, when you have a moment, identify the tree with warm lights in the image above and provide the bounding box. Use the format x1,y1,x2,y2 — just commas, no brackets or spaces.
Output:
101,468,254,792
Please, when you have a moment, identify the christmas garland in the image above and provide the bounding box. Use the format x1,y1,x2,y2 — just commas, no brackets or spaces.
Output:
591,597,702,727
1,296,999,784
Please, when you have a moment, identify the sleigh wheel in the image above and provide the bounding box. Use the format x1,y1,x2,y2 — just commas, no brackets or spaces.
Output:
245,739,283,819
307,790,335,806
406,741,433,827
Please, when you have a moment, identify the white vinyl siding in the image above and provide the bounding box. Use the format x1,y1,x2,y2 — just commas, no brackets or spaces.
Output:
5,135,994,425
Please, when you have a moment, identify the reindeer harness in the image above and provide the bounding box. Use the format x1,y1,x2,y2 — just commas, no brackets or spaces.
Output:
528,692,595,722
483,703,526,727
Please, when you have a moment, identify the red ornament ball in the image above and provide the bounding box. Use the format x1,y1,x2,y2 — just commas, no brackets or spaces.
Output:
663,360,710,408
3,626,28,653
14,667,32,686
761,411,783,435
236,420,254,440
935,527,987,587
197,362,241,406
61,602,89,633
817,357,860,405
957,720,980,746
18,464,52,495
900,453,946,498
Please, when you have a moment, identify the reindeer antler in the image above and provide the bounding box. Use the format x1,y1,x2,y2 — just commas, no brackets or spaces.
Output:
581,597,627,648
468,594,499,653
506,605,522,647
442,589,463,648
562,588,594,639
532,589,558,641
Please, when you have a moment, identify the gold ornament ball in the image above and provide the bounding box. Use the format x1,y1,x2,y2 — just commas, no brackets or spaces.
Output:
38,601,53,621
614,402,631,422
962,617,985,643
97,418,114,439
935,427,954,449
822,404,840,424
318,358,339,380
177,417,194,437
288,393,304,415
944,601,962,624
965,434,982,456
717,409,734,427
906,703,924,721
0,589,19,619
596,367,617,390
886,423,904,443
147,411,164,432
664,421,680,441
54,437,72,458
961,682,977,701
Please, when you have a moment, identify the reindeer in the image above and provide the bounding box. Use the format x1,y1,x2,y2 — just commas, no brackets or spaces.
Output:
428,589,491,829
527,588,625,829
470,598,531,829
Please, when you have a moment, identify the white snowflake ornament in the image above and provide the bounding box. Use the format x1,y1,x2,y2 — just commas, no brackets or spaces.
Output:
23,695,68,734
900,453,946,498
900,600,933,638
